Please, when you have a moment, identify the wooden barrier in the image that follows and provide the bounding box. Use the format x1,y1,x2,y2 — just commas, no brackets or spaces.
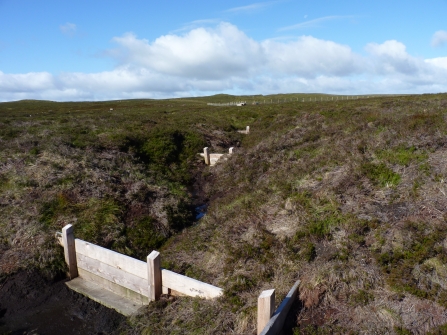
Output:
259,280,300,335
56,225,223,314
237,126,250,134
200,147,235,166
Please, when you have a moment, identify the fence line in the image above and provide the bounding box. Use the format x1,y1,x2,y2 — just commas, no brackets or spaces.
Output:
207,96,372,106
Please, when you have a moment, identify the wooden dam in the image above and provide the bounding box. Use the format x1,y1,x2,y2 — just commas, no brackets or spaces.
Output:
56,224,222,316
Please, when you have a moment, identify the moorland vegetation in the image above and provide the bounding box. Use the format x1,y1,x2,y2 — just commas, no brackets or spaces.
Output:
1,93,447,334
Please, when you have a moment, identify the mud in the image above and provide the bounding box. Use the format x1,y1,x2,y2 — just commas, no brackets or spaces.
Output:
0,270,125,335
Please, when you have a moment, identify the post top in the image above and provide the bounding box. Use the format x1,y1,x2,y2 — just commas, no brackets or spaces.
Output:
148,250,160,260
62,224,74,233
259,289,275,298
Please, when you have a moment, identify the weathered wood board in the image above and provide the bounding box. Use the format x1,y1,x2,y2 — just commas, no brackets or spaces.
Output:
76,253,149,297
66,277,143,316
75,239,147,279
161,269,223,299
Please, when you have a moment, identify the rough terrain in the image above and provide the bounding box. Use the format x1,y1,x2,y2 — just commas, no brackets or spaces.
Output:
2,94,447,334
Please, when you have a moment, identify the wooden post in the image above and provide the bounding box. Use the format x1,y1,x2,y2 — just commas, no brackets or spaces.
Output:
203,147,210,165
147,250,162,301
258,280,300,335
246,126,250,134
258,289,275,335
62,224,78,279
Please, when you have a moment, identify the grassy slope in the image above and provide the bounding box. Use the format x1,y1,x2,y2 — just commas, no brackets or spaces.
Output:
2,94,447,334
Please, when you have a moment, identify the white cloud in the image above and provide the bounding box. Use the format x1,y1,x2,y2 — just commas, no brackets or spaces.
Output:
109,23,263,80
0,71,55,92
262,36,362,77
431,30,447,47
60,22,77,36
425,57,447,70
365,40,421,74
2,23,447,102
108,24,360,80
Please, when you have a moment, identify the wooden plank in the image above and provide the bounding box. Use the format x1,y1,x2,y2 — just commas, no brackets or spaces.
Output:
76,253,149,297
161,269,223,299
258,289,275,335
62,224,78,279
259,280,301,335
78,268,148,305
75,239,147,279
147,250,162,301
66,277,142,316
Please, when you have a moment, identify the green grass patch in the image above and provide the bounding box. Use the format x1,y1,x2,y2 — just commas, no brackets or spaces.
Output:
361,162,401,187
376,145,428,166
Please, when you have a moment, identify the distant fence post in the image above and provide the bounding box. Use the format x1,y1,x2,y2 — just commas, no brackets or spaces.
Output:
62,224,78,279
246,126,250,134
258,289,275,335
147,250,162,301
203,147,210,165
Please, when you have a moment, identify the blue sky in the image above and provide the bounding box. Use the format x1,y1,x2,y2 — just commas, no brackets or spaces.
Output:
1,0,447,101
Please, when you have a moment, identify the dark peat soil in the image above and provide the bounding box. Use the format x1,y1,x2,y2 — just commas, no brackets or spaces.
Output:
0,270,126,335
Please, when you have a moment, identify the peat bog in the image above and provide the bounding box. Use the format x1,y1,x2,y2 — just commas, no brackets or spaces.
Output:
1,94,447,334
